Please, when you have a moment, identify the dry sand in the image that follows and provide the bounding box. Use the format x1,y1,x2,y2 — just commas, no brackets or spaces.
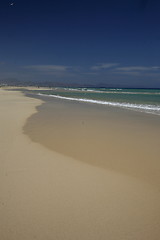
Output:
0,89,160,240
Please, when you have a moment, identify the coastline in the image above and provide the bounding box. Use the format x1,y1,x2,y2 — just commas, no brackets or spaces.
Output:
24,91,160,186
1,89,160,240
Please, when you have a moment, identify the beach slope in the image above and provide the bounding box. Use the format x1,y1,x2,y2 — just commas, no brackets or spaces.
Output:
0,89,160,240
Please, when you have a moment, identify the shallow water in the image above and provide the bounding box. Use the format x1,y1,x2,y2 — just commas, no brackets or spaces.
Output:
32,88,160,116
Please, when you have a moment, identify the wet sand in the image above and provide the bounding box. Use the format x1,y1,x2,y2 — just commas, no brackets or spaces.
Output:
24,92,160,187
1,89,160,240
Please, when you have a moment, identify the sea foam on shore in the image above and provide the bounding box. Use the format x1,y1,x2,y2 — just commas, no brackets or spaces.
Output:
29,87,160,116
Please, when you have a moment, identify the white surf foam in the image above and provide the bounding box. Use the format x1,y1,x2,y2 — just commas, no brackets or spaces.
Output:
38,93,160,116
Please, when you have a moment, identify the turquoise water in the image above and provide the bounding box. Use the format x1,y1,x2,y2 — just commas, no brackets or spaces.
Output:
36,88,160,116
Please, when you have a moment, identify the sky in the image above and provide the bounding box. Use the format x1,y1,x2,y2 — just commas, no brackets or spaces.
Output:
0,0,160,87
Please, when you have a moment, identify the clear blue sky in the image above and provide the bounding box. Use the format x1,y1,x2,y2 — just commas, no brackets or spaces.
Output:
0,0,160,87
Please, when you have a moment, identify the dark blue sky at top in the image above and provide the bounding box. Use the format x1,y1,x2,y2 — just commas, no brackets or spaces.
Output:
0,0,160,87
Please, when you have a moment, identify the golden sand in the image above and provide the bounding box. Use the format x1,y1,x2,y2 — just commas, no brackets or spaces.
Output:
1,89,160,240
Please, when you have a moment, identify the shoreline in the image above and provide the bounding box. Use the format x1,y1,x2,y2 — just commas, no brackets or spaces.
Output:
24,90,160,187
37,92,160,116
1,89,160,240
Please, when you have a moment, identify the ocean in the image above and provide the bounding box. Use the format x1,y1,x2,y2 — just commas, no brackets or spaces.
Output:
35,88,160,116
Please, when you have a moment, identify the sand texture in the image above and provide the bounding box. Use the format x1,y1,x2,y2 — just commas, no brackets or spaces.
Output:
0,89,160,240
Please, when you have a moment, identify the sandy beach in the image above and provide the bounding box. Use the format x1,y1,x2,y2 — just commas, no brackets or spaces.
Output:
1,89,160,240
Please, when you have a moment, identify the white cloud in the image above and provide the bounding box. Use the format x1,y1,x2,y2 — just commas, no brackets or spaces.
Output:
115,66,160,72
91,63,119,70
25,65,71,72
114,71,141,76
151,66,160,70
